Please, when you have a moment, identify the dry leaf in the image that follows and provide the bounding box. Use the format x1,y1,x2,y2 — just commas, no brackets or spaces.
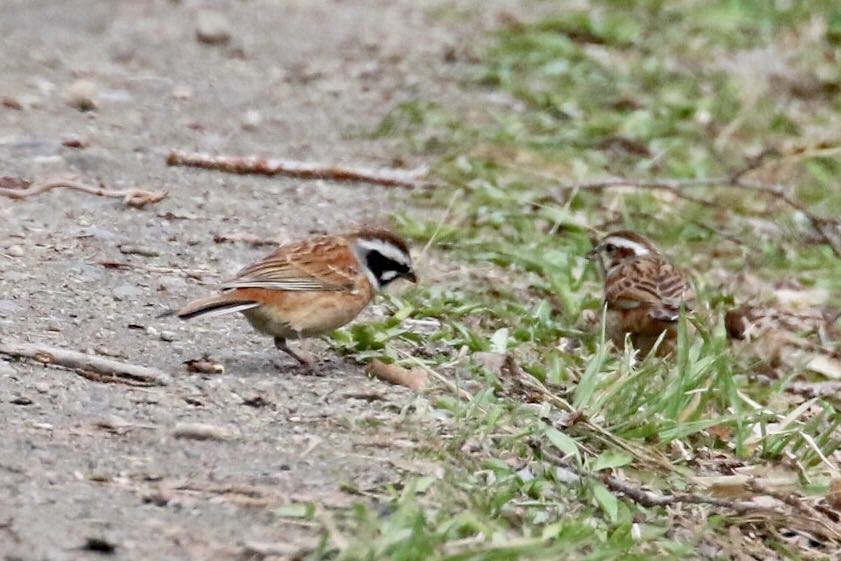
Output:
184,358,224,375
807,355,841,380
707,424,734,442
367,359,428,391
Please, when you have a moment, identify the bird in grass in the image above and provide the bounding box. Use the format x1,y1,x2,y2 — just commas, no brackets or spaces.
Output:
162,228,416,369
587,230,694,356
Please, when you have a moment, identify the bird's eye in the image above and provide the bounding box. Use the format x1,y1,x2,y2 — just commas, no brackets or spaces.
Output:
605,243,617,252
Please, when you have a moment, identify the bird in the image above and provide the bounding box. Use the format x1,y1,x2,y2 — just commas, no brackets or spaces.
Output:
162,228,416,369
587,230,694,356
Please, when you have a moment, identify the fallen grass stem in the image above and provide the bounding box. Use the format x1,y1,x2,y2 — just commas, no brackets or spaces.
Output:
539,448,841,543
553,173,841,257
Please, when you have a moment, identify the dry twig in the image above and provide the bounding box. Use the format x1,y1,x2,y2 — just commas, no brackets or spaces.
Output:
167,149,432,189
212,232,280,247
540,448,841,542
554,171,841,257
0,340,170,386
166,150,433,188
0,177,166,208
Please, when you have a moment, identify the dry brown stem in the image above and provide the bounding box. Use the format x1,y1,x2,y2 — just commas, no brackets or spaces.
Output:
212,232,280,247
540,448,841,543
0,177,166,208
555,172,841,257
167,149,432,189
0,340,170,386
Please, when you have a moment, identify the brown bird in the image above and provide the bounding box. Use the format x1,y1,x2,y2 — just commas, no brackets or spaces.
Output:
164,229,416,368
587,230,694,356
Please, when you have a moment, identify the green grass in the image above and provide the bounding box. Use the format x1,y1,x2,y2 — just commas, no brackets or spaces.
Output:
313,1,841,559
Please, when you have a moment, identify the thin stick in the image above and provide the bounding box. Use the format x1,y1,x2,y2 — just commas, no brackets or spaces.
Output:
212,232,280,247
540,448,841,541
539,448,753,510
0,178,166,208
553,173,841,257
167,150,433,189
0,340,170,386
555,176,719,207
418,190,460,263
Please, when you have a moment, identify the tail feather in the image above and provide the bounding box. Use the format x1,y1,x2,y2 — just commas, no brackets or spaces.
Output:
168,295,260,321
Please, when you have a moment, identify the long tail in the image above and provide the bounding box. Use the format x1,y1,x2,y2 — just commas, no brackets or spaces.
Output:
160,295,260,320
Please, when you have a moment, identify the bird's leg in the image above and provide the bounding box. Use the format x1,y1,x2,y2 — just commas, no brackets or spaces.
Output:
274,337,315,373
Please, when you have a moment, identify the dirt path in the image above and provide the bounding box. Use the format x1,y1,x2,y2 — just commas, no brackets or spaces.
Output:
0,1,523,559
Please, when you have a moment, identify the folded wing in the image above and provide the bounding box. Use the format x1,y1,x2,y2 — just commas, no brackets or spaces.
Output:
605,256,694,321
221,237,358,292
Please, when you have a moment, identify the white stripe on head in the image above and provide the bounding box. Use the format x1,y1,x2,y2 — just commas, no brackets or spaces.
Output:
353,238,412,267
603,236,651,256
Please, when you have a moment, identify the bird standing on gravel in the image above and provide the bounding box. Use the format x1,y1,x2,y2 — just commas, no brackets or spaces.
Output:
162,229,416,369
587,230,694,356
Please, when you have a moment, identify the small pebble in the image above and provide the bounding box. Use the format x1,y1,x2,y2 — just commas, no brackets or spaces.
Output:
32,155,66,169
118,244,159,257
156,277,185,292
17,94,41,109
143,490,172,507
61,136,89,149
83,537,117,554
0,299,21,315
6,245,24,257
159,331,176,342
172,85,193,100
34,382,50,394
2,96,23,110
241,110,262,130
172,422,235,441
0,361,18,376
196,11,232,45
95,347,123,358
65,79,98,111
472,351,506,373
112,284,142,301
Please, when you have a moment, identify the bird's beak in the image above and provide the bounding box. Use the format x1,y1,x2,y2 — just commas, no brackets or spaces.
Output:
404,270,418,283
585,248,598,261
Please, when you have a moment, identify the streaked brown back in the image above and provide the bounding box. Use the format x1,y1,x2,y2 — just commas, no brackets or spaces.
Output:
605,254,694,317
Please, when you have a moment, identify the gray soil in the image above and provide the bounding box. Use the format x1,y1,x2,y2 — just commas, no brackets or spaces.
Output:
0,1,525,559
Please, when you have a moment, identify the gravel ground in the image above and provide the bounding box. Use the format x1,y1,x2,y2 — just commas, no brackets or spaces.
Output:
0,1,526,559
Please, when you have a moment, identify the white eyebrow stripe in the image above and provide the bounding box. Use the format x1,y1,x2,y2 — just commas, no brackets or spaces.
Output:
354,239,411,266
604,237,650,256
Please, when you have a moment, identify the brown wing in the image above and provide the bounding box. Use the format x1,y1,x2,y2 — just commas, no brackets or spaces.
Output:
221,236,359,292
605,255,693,320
